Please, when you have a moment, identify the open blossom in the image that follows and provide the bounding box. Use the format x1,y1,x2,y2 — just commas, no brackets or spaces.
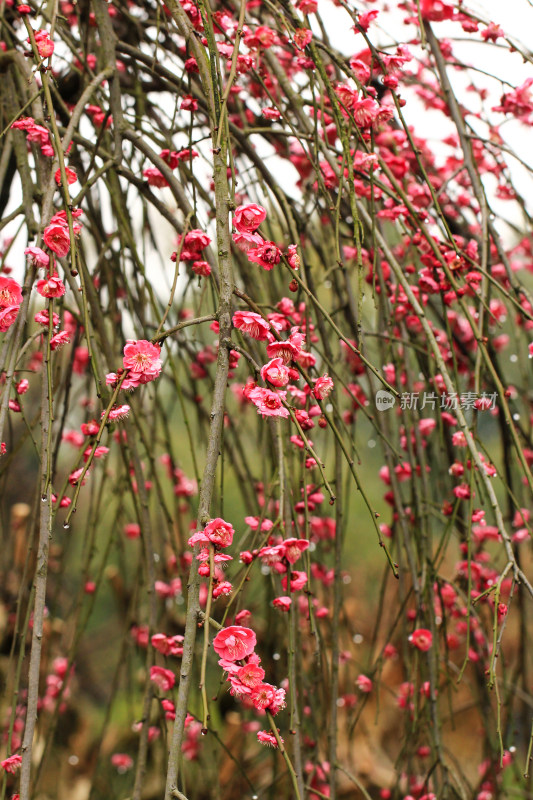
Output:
233,310,270,340
50,331,71,350
204,517,235,548
250,682,276,710
25,246,50,268
273,595,292,612
55,167,77,185
35,274,66,298
43,224,70,258
237,662,265,689
247,242,282,270
313,374,334,400
248,387,289,418
233,204,267,232
282,538,309,564
266,327,305,364
257,730,282,747
144,167,168,187
33,29,55,59
107,404,130,420
260,357,290,387
122,340,162,383
281,570,308,591
0,306,20,332
232,231,264,252
0,277,22,308
212,626,257,661
409,628,433,652
1,754,22,774
149,665,175,691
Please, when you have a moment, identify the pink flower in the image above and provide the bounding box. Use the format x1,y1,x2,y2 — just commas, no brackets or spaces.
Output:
248,387,289,418
1,755,22,774
191,260,211,277
110,753,133,773
107,404,130,420
356,674,373,693
0,306,20,332
352,97,380,128
260,357,290,387
43,224,70,257
35,274,66,298
149,665,175,691
212,626,257,661
144,167,168,187
184,229,211,250
251,682,276,710
247,242,282,270
213,581,232,598
282,538,309,564
262,107,281,120
232,231,265,252
313,374,334,400
50,331,71,350
234,207,268,236
281,570,308,591
257,730,282,747
34,30,55,59
273,596,292,612
55,167,77,185
204,517,234,548
0,277,22,308
237,662,265,689
294,28,312,49
409,628,433,652
25,246,50,268
124,523,141,539
233,310,270,340
122,340,162,383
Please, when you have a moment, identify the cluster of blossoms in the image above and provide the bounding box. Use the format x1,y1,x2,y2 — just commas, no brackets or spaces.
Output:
188,517,235,598
230,233,334,424
232,202,298,272
212,625,286,747
171,227,212,277
101,340,162,423
0,276,22,333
